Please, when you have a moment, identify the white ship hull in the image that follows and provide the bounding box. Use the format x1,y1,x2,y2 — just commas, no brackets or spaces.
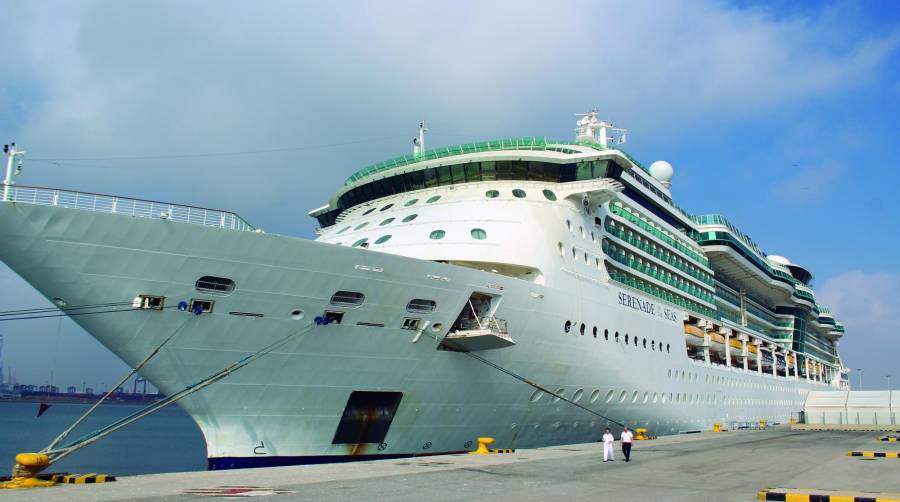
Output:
0,202,826,468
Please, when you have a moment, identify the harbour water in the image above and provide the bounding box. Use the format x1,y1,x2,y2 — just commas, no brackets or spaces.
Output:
0,402,206,476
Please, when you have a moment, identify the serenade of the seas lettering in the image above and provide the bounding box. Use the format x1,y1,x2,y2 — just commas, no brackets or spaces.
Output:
617,291,679,322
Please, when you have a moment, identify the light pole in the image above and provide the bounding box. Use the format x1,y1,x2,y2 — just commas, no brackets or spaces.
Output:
856,368,863,391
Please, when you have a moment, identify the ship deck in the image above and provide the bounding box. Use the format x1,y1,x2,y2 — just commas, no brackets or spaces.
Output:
7,427,899,501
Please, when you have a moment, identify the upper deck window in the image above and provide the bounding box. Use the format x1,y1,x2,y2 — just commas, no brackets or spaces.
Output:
404,198,418,206
426,195,441,204
512,189,526,198
380,203,394,212
406,299,437,313
542,189,557,201
485,190,499,198
379,217,394,226
470,228,487,240
336,226,351,234
330,291,365,306
354,222,369,230
363,207,376,215
402,214,418,222
429,230,446,240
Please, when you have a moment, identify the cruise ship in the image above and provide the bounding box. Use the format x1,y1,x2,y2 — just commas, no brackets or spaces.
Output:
0,113,848,469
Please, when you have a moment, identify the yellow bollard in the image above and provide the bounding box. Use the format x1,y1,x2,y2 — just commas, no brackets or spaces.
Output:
468,437,495,455
759,420,768,429
634,428,650,440
0,453,56,489
789,418,797,425
713,422,722,433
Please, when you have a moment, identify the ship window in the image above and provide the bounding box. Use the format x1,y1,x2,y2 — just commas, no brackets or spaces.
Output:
485,190,499,198
379,217,394,226
380,203,393,212
590,389,601,402
558,242,564,256
604,329,609,340
406,299,437,313
136,295,165,310
354,222,369,230
426,195,441,203
605,390,615,403
401,318,421,330
564,320,572,333
580,323,585,336
634,336,639,347
195,276,235,294
330,291,366,307
470,228,487,240
625,334,629,344
352,238,369,248
542,189,557,201
429,230,445,240
643,338,647,349
374,235,392,244
363,207,376,215
189,299,214,314
615,331,620,342
402,214,418,222
404,198,419,207
512,189,526,198
592,326,598,338
566,220,571,231
337,226,351,234
666,343,671,353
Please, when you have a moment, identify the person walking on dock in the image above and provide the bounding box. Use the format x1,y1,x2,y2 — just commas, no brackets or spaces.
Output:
621,426,634,462
602,428,615,462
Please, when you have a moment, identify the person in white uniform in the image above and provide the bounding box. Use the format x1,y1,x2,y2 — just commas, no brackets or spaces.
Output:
602,428,615,462
620,426,634,462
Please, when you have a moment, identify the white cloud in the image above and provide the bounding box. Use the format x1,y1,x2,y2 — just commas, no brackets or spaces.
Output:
818,271,900,389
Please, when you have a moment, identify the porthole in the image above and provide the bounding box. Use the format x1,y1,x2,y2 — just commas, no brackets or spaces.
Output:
584,252,589,264
380,203,394,212
643,339,647,349
430,322,443,332
529,389,544,402
426,195,441,203
404,198,419,206
634,336,638,347
590,389,601,403
195,276,235,294
354,222,369,230
336,226,351,234
352,238,369,248
363,207,376,215
592,326,598,338
374,235,392,244
551,389,565,403
573,389,584,403
330,291,365,306
558,242,564,256
566,220,572,231
429,230,446,240
406,299,436,314
290,309,304,320
632,391,639,403
652,392,659,403
402,214,418,222
619,391,628,403
651,341,656,350
605,390,615,403
571,247,576,258
470,228,487,240
624,334,629,344
666,344,670,353
580,323,585,336
512,189,526,198
564,320,572,333
615,331,620,342
542,189,557,201
604,329,609,340
485,190,499,199
379,217,394,226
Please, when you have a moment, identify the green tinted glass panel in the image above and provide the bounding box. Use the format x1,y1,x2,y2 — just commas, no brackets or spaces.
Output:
485,190,499,198
426,195,441,203
429,230,445,240
470,228,487,240
512,189,526,198
354,222,369,230
402,214,418,222
404,198,418,206
379,218,394,226
375,235,392,244
542,189,557,201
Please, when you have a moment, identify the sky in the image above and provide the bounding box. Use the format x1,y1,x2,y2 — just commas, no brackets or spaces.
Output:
0,0,897,391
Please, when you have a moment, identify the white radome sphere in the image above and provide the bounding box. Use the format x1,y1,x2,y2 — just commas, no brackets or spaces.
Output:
649,160,674,184
767,255,792,266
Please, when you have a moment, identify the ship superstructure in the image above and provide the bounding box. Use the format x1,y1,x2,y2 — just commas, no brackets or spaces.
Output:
0,115,847,469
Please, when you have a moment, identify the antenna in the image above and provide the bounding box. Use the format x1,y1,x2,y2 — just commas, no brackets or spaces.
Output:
3,142,25,201
574,111,627,147
413,120,427,156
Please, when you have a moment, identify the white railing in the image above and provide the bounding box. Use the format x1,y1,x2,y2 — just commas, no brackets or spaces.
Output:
3,185,255,231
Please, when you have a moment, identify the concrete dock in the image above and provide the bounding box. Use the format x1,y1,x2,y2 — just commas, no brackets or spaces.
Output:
2,427,899,501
